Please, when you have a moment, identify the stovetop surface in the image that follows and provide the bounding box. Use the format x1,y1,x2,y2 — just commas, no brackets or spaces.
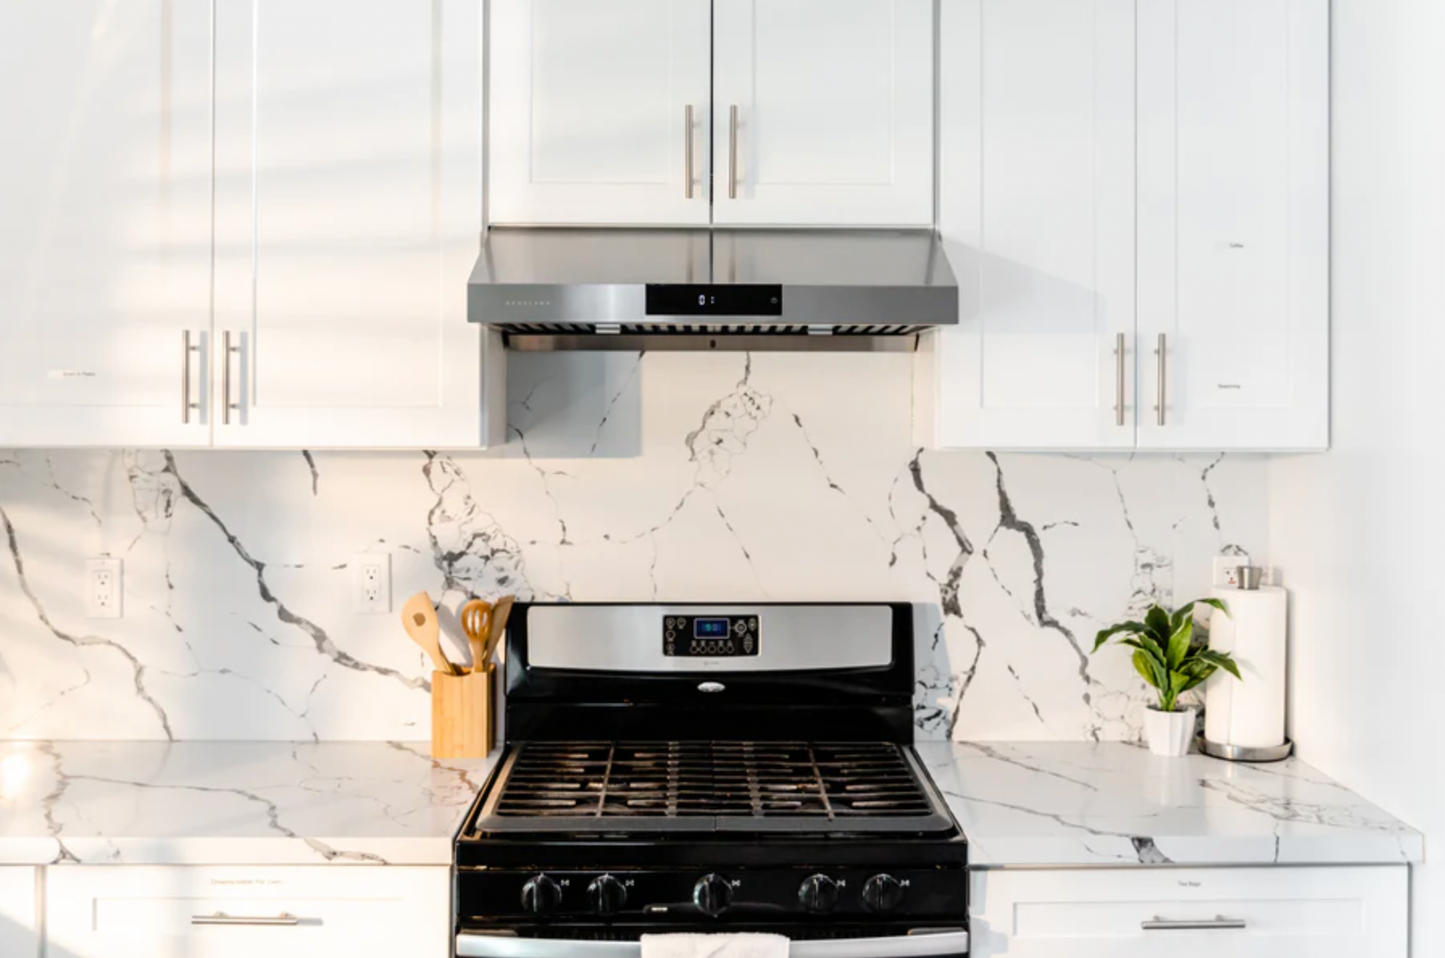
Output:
465,740,955,837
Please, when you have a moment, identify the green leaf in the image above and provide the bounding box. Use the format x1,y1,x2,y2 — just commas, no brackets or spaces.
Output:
1166,618,1193,671
1132,650,1164,691
1195,649,1243,681
1171,597,1230,634
1144,606,1171,642
1092,621,1148,653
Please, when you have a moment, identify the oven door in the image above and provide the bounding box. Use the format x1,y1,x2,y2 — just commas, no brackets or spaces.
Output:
456,931,969,958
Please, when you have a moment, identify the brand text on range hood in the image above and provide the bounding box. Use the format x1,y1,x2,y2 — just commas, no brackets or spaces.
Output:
468,228,959,352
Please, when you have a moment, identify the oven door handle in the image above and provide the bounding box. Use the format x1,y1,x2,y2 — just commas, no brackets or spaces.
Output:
456,931,970,958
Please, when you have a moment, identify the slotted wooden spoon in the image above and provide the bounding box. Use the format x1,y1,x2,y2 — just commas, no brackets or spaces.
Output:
459,599,494,673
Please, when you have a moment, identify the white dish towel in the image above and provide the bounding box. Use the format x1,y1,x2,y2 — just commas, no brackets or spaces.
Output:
641,933,790,958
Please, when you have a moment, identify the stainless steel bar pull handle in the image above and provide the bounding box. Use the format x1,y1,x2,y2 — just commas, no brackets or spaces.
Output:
1114,332,1126,426
1142,915,1247,932
181,330,200,424
684,104,694,199
192,912,301,927
728,104,739,200
1154,332,1167,426
222,331,239,425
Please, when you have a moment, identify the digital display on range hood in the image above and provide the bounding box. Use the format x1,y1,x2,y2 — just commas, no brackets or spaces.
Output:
645,284,783,317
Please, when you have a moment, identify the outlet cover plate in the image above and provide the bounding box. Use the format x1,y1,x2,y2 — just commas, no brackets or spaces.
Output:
85,557,123,619
1213,553,1252,589
352,552,391,614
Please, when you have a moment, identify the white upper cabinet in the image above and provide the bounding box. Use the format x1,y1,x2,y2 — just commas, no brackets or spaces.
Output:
0,2,213,448
213,0,496,449
711,0,935,226
488,0,713,226
1136,0,1329,450
918,0,1137,450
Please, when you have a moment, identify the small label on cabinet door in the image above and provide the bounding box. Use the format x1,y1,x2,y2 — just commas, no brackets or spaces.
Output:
47,370,97,379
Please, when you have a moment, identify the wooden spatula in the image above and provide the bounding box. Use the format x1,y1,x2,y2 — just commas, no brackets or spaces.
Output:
482,595,516,666
459,599,493,673
402,592,460,675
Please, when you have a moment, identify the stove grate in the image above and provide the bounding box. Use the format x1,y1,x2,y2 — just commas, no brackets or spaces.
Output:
492,741,934,821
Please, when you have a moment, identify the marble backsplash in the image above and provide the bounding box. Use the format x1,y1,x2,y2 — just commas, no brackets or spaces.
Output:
0,351,1267,742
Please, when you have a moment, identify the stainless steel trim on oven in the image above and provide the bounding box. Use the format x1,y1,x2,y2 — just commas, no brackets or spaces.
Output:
524,605,893,673
456,931,970,958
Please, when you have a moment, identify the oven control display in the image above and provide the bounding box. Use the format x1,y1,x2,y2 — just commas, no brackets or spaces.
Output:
664,615,760,657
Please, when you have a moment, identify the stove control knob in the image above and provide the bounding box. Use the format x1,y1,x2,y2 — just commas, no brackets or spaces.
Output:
862,874,905,913
522,874,563,915
798,874,839,913
588,874,628,915
694,874,733,917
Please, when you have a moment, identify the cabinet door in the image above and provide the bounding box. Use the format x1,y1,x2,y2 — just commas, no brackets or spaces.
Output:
970,866,1407,958
0,2,213,448
1136,0,1328,450
712,0,934,227
47,865,449,958
917,0,1136,450
489,0,713,226
213,0,497,449
0,868,38,958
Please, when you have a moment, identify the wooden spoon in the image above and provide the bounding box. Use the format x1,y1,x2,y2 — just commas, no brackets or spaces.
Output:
459,599,494,674
482,595,516,666
401,592,460,675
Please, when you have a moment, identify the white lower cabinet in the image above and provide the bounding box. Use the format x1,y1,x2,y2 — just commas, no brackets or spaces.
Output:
47,865,450,958
970,866,1407,957
0,867,38,958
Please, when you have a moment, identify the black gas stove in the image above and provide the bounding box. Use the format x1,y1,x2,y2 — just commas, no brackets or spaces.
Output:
455,603,968,958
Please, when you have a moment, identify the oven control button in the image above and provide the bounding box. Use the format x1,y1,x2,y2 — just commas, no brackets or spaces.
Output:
862,874,905,913
588,874,627,915
693,874,733,917
798,874,839,913
522,874,563,915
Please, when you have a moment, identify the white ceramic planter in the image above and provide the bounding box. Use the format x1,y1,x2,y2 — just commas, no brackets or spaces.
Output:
1144,706,1197,757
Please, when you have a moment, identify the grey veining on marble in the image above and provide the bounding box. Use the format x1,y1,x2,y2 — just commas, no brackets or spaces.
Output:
0,740,496,865
0,352,1269,742
917,741,1424,867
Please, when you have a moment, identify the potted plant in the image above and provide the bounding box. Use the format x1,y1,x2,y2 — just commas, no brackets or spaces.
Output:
1092,599,1242,757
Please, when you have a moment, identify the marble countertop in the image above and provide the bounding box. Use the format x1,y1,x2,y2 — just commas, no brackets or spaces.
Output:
916,741,1424,867
0,739,1422,869
0,740,497,866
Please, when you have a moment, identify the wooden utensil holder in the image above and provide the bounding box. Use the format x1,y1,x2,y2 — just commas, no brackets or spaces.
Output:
431,666,494,759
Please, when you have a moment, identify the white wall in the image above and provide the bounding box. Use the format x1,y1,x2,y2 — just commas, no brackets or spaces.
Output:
1270,1,1445,953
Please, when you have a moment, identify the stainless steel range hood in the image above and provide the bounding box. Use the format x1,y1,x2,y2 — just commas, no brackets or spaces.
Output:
467,227,958,352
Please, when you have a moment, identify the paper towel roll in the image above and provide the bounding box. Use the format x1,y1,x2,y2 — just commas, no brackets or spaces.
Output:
1204,586,1287,749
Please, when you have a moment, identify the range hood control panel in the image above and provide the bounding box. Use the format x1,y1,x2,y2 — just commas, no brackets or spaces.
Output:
663,614,760,657
645,284,782,317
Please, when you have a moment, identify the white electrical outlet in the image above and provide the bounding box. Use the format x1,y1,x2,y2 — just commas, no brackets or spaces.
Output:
352,552,391,614
85,558,123,619
1213,553,1251,589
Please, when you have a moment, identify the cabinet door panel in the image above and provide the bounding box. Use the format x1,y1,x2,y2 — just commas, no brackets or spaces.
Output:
712,0,934,226
214,0,492,448
489,0,712,225
1136,0,1328,450
0,868,38,958
0,2,213,447
921,0,1135,450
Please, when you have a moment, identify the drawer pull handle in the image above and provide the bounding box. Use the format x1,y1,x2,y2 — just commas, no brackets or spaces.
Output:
1142,915,1246,931
192,911,302,927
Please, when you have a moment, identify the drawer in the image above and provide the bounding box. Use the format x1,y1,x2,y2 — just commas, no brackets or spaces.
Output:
970,865,1407,958
47,865,449,958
